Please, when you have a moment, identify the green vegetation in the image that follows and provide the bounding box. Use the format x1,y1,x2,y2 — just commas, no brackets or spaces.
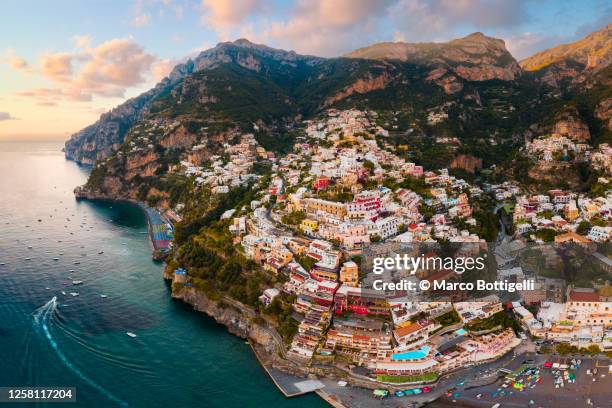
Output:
435,310,460,327
555,342,602,355
281,210,306,225
465,311,519,333
264,294,299,343
376,372,438,383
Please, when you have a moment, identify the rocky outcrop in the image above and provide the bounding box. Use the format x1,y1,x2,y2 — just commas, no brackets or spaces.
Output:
165,269,279,354
347,32,522,87
520,24,611,87
64,87,160,164
520,24,611,73
449,154,483,173
595,97,612,130
426,68,463,94
552,112,591,141
325,71,393,105
159,125,197,149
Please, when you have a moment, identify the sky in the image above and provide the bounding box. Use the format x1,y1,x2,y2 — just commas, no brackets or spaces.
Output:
0,0,610,141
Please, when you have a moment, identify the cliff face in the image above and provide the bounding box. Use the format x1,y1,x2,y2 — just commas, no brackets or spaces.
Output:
595,98,612,131
520,24,611,87
552,108,591,141
346,32,522,92
449,154,483,173
64,88,159,164
165,269,279,354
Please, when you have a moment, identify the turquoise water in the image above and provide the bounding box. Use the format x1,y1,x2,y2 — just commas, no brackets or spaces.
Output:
391,346,431,361
455,329,467,336
0,142,326,407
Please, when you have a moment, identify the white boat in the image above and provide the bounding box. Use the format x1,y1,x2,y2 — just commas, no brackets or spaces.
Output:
61,291,67,295
69,269,75,273
100,294,108,298
25,257,31,261
69,292,79,297
72,280,83,285
126,332,137,338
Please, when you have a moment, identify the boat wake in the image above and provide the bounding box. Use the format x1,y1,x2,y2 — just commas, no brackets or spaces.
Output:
33,297,129,407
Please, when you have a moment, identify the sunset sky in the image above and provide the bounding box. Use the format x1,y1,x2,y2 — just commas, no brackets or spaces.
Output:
1,0,609,141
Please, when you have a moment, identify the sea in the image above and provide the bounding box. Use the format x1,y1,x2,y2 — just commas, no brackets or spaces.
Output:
0,141,327,407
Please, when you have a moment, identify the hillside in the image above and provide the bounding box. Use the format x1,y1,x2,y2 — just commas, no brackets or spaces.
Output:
66,29,611,201
519,24,611,88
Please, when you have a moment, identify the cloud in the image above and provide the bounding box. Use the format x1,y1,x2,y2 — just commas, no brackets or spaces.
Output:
256,0,395,56
388,0,532,43
16,87,89,103
72,35,92,49
151,58,177,80
71,38,156,97
0,112,16,121
40,52,73,82
506,32,565,60
4,49,29,71
20,38,157,103
132,0,151,27
200,0,263,35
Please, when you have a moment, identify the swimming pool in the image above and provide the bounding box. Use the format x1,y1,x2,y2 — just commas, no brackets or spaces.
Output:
455,328,467,336
391,345,431,360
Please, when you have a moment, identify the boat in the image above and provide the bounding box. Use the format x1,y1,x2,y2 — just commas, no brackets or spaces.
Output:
74,262,80,265
61,291,66,295
100,294,108,298
69,269,75,273
69,292,79,297
25,257,31,261
72,280,83,285
53,258,59,261
126,332,137,338
98,251,104,255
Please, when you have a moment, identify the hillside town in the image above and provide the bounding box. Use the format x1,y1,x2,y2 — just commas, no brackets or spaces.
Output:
170,108,612,385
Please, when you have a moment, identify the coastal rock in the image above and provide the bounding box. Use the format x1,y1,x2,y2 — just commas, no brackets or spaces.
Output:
167,272,279,353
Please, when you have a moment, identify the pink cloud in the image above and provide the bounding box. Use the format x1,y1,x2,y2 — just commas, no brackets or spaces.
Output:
200,0,263,33
40,52,73,82
20,38,157,103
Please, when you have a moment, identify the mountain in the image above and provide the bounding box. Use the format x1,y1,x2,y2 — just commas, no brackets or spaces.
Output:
65,28,611,201
64,34,523,164
519,24,611,87
346,32,521,82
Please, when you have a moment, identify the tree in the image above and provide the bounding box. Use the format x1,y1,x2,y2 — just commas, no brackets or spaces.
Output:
576,221,591,235
370,234,382,243
587,344,601,354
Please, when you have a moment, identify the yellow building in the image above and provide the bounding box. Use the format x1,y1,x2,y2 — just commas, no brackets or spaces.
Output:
302,198,347,218
300,219,319,235
564,201,579,222
340,261,359,287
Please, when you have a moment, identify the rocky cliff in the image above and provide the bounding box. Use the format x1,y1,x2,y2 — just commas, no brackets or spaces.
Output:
346,32,522,94
520,24,611,87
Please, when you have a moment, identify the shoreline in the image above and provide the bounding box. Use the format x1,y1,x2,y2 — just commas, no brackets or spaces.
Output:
75,191,337,406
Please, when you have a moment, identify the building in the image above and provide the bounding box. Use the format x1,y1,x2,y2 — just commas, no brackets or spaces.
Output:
260,288,280,307
340,261,360,287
